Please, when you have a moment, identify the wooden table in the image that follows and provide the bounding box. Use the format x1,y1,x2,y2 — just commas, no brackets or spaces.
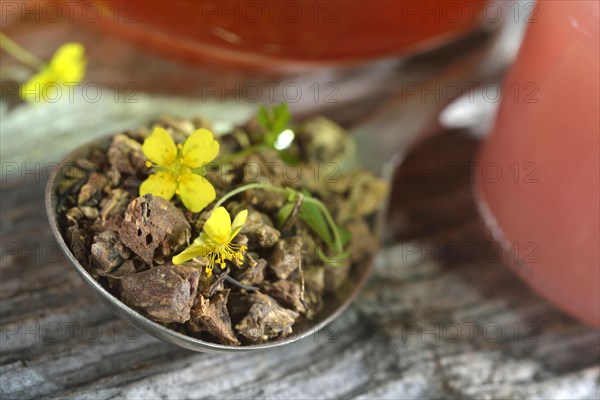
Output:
1,9,599,400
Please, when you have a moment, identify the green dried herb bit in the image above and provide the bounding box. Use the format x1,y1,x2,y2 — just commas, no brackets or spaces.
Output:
257,103,291,148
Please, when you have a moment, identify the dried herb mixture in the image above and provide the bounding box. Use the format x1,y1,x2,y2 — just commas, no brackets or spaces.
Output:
56,106,387,345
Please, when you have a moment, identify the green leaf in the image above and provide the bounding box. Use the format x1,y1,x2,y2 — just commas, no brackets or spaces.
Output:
317,247,350,265
255,103,291,147
339,226,352,246
275,202,295,229
298,201,333,245
257,106,269,131
272,103,290,134
278,150,301,165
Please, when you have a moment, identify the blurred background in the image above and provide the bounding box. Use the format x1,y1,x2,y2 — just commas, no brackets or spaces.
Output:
1,1,599,399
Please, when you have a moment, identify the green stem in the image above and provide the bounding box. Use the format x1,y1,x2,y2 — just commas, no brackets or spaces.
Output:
213,182,345,262
0,32,45,70
213,182,289,209
304,197,343,256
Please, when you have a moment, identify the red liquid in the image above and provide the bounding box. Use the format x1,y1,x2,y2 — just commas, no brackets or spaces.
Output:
91,0,487,69
477,1,599,327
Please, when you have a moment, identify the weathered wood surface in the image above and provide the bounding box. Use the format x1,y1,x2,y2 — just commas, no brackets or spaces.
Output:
1,132,599,399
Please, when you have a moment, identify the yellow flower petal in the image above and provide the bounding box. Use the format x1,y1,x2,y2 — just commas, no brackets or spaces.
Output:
172,243,211,265
49,43,86,83
177,173,216,213
18,42,86,104
181,129,220,168
20,70,53,103
142,127,177,166
139,171,177,200
203,206,231,244
230,209,248,239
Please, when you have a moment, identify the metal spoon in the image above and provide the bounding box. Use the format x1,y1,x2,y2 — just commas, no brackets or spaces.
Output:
45,133,388,353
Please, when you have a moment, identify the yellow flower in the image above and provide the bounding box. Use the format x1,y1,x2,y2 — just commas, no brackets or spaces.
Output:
140,126,220,213
173,207,248,276
20,43,86,103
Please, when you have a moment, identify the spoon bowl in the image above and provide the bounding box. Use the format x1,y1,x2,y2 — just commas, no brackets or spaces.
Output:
46,133,390,352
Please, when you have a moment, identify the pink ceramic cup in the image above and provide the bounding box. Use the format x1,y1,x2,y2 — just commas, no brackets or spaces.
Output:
476,0,599,328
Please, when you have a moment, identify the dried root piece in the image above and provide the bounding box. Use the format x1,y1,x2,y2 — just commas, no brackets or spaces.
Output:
324,263,351,293
297,224,320,265
187,289,240,346
106,259,138,291
65,207,84,225
303,265,325,319
63,207,89,265
119,195,190,264
120,263,200,324
293,116,354,164
262,280,306,313
77,172,108,206
155,116,197,138
243,188,286,212
99,188,130,231
107,133,147,176
268,236,303,279
90,230,130,275
240,209,281,248
344,219,377,263
234,292,299,342
66,225,88,266
234,255,267,286
241,153,287,211
79,206,99,220
336,171,387,223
